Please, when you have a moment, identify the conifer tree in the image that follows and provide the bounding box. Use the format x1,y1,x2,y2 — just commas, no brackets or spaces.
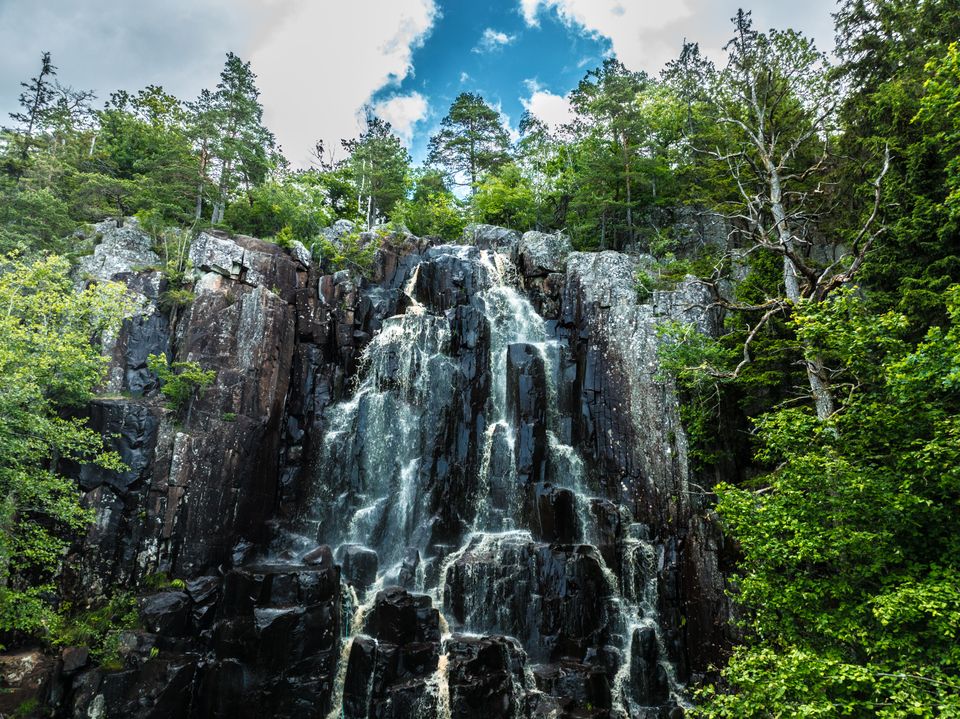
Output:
427,93,511,192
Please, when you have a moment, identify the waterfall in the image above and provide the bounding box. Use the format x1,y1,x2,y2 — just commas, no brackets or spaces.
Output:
284,243,688,716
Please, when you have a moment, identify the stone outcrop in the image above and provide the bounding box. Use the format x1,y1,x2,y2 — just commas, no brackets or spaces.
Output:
1,221,734,718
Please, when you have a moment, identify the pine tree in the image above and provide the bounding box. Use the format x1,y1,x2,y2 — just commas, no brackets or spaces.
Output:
207,53,275,224
6,52,57,176
427,93,511,192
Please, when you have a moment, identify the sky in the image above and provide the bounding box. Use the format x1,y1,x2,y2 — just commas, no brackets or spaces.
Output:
0,0,838,167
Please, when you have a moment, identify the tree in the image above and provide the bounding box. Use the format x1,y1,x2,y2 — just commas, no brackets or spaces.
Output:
427,93,511,191
566,59,651,247
0,255,130,637
79,87,199,224
341,116,410,227
471,163,537,230
393,169,465,239
833,0,960,329
223,170,334,241
5,52,57,176
560,60,686,250
206,53,275,224
695,288,960,717
680,12,889,419
0,187,75,255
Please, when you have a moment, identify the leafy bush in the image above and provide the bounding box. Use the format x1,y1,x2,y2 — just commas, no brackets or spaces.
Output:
147,354,215,410
0,255,131,640
312,228,381,275
51,593,139,668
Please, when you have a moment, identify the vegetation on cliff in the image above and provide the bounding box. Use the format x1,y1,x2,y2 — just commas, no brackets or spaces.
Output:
0,0,958,714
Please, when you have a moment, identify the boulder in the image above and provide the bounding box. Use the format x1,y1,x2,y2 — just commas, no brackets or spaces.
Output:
464,224,521,256
445,634,532,718
141,591,191,635
339,545,379,590
0,650,56,714
78,219,160,282
518,231,572,277
61,646,90,674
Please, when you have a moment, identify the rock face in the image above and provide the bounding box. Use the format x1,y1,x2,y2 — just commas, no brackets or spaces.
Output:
4,222,734,718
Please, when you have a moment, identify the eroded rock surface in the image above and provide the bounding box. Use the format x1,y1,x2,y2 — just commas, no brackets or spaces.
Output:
5,223,734,718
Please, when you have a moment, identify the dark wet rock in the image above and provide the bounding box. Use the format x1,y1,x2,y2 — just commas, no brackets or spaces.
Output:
202,563,342,716
77,400,160,492
397,548,420,588
186,575,220,605
65,654,199,719
339,544,379,590
530,483,580,543
631,626,670,707
366,587,440,646
303,544,334,567
533,661,612,714
141,592,191,635
507,343,548,487
344,589,443,719
61,646,90,674
445,634,531,718
444,536,615,664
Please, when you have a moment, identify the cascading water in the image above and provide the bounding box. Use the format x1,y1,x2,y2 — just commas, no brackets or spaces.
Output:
282,242,688,717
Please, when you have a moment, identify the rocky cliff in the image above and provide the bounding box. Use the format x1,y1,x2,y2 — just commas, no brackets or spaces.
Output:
2,221,732,719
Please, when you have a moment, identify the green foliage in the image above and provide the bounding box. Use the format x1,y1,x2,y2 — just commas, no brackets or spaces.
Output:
0,186,76,256
427,93,511,190
141,572,186,591
146,354,215,411
312,228,381,276
471,164,537,231
695,289,960,717
0,255,131,639
634,268,656,303
393,169,465,240
51,593,139,667
834,0,960,329
561,59,687,250
342,116,411,226
918,43,960,223
202,53,276,224
222,170,334,242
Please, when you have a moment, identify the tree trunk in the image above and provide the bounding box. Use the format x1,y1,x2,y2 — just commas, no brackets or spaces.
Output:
768,164,835,419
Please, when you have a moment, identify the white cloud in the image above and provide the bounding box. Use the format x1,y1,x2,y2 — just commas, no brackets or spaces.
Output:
473,28,516,54
520,80,573,131
372,92,429,145
0,0,258,124
252,0,437,166
459,71,471,83
519,0,691,71
492,101,521,145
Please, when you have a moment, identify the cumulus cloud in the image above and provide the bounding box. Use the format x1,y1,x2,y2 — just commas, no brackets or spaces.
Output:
520,0,691,71
251,0,437,165
372,92,429,145
520,0,838,75
520,80,573,131
473,28,516,54
0,0,257,120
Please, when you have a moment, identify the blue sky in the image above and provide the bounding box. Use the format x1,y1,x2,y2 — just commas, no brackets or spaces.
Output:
372,1,611,162
0,0,838,167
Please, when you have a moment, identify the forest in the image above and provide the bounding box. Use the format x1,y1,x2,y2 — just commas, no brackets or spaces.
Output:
0,0,958,716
